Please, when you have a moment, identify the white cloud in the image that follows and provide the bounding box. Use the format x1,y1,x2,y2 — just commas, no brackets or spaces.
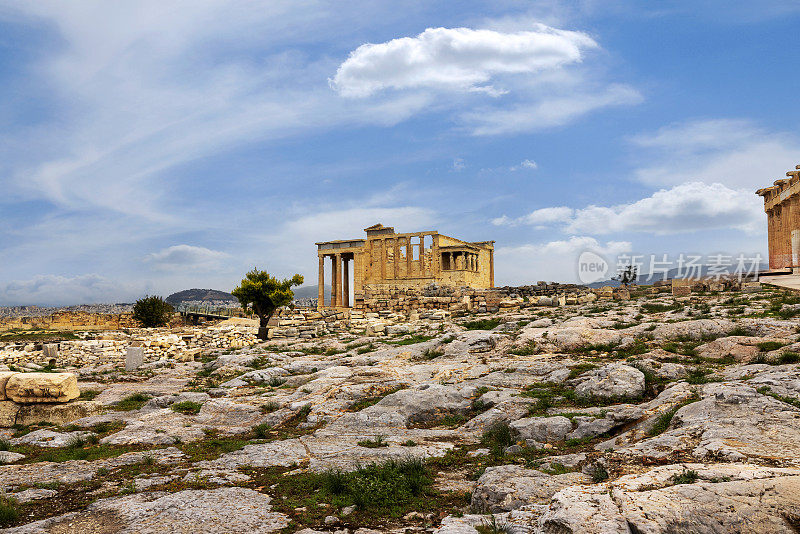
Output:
566,182,762,235
493,206,573,227
145,245,228,270
524,206,574,225
496,236,631,284
492,182,762,235
630,119,800,191
463,83,642,136
511,159,538,171
330,25,597,97
0,274,139,307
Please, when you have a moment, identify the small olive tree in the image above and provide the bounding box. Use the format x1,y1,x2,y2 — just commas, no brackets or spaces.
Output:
133,296,174,327
613,264,638,287
232,268,304,340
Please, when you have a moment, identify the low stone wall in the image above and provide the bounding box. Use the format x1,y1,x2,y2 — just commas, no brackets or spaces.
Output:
358,283,599,314
0,311,138,332
0,323,259,369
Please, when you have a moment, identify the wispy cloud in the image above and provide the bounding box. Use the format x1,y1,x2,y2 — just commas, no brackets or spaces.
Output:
145,245,229,271
510,159,538,171
630,119,800,191
463,83,642,136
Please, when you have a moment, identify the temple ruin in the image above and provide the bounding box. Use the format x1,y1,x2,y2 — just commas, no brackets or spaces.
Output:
316,224,494,310
756,164,800,271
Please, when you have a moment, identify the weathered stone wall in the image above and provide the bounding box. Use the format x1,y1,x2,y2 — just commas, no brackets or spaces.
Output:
0,324,258,369
0,311,138,332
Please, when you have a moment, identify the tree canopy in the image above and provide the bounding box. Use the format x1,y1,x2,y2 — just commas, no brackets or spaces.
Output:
232,269,303,337
132,295,174,327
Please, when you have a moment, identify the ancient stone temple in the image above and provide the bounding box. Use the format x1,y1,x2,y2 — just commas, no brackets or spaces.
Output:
316,224,494,309
756,164,800,270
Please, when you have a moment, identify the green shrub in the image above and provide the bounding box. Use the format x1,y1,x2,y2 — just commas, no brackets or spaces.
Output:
508,341,537,356
672,469,699,485
481,422,516,455
78,389,100,401
779,351,800,364
252,422,272,438
462,319,501,330
640,302,683,313
133,295,174,327
567,363,598,380
320,457,430,510
0,497,18,526
416,347,444,361
170,401,203,415
475,515,513,534
686,368,717,385
591,465,609,483
261,401,280,413
358,435,388,448
115,393,151,411
757,341,788,352
647,393,700,436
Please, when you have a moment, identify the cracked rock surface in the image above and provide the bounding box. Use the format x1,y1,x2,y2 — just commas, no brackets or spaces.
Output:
3,288,800,533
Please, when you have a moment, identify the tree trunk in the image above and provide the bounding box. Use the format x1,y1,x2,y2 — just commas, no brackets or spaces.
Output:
257,314,268,340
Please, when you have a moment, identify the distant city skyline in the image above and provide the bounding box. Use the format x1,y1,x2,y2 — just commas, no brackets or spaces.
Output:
1,1,798,305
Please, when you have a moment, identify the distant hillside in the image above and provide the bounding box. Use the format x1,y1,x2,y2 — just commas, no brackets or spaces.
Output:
293,285,331,300
587,263,768,288
166,289,237,306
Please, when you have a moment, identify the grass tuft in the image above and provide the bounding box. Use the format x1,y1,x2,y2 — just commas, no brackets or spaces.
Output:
0,497,18,526
170,401,203,415
115,393,151,411
462,319,502,331
672,469,699,485
357,435,388,448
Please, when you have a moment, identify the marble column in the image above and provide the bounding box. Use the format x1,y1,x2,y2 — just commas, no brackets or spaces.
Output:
343,256,350,308
318,255,325,309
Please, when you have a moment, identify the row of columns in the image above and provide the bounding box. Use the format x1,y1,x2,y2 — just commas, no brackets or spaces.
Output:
767,196,800,270
442,251,479,271
318,253,352,308
369,234,437,281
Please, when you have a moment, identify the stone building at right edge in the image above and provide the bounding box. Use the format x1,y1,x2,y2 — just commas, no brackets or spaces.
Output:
756,164,800,271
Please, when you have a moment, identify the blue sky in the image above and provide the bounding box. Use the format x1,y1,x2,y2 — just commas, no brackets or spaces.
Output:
1,0,799,305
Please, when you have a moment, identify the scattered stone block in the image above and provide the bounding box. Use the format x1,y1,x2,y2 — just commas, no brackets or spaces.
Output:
42,343,59,362
672,278,691,297
5,372,79,403
742,282,762,293
126,346,144,371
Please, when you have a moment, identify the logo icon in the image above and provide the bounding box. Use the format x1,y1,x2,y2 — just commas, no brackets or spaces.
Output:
577,251,609,284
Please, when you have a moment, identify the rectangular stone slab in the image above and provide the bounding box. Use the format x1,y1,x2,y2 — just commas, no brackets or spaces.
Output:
126,347,144,371
5,373,79,404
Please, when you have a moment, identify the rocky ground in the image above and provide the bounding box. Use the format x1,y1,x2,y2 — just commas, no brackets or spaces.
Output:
1,287,800,533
